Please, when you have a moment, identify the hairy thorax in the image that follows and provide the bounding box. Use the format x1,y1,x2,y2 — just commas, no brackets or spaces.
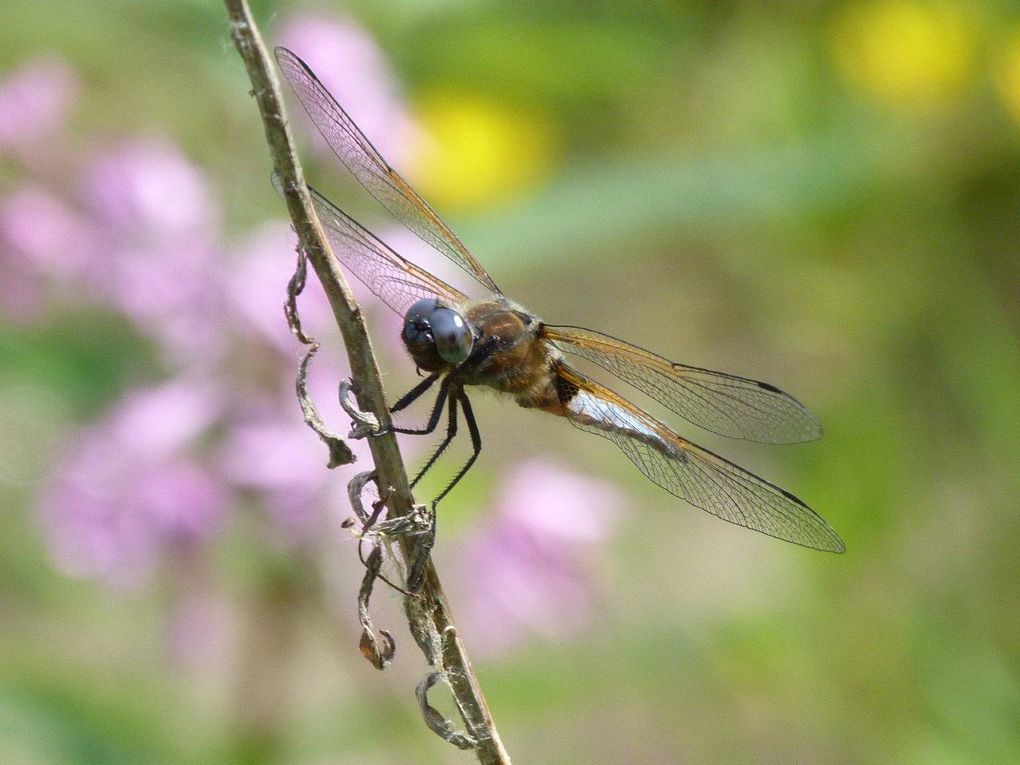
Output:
456,299,562,410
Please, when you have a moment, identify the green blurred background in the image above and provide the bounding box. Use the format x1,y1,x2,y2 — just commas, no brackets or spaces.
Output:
2,1,1018,763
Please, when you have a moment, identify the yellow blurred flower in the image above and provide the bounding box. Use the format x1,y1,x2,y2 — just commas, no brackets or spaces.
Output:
408,91,557,213
832,1,976,108
994,29,1020,126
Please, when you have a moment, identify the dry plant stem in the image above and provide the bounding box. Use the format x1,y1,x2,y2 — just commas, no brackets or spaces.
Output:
224,2,510,762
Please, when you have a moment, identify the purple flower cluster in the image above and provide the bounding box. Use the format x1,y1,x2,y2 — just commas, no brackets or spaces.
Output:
452,459,623,657
0,55,78,165
37,378,229,585
0,31,369,587
2,15,625,654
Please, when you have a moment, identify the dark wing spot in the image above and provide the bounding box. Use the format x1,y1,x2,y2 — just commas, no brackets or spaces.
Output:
556,373,579,405
779,486,809,507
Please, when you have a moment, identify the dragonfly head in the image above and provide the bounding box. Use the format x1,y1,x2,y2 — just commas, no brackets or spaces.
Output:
402,298,474,370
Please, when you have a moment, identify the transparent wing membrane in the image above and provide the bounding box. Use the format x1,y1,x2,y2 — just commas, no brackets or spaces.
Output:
308,185,468,316
545,325,822,443
276,47,500,295
555,365,844,552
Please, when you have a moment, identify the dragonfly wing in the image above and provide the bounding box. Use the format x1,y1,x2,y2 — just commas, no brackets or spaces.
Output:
544,325,822,443
275,46,501,295
553,364,844,552
308,185,468,316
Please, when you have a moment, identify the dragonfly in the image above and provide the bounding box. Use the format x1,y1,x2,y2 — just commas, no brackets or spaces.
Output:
275,47,845,585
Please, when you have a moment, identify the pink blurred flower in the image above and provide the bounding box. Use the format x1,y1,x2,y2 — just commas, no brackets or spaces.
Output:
219,384,370,546
0,186,95,276
0,136,226,354
220,414,336,544
38,377,229,587
453,458,624,657
278,12,417,169
104,375,225,455
228,221,337,354
82,138,218,238
0,55,78,163
79,139,227,364
0,186,99,319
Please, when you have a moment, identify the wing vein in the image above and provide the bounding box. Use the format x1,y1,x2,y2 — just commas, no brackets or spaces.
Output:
546,325,822,443
554,364,844,552
275,47,500,294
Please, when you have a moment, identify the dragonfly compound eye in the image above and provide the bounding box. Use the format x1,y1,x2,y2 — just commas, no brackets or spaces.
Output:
431,308,472,364
402,298,439,347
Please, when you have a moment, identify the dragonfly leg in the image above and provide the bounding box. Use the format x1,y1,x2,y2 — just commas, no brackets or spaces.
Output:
405,392,481,592
432,390,482,506
391,372,441,414
384,376,450,437
410,391,459,488
403,395,459,591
